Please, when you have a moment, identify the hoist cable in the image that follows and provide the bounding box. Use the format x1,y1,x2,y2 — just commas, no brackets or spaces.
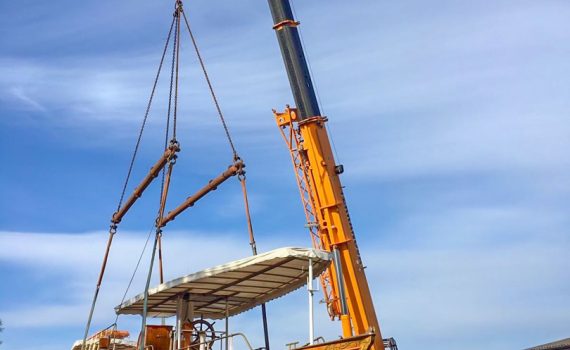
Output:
116,16,176,213
139,4,184,346
181,9,238,159
165,9,177,152
81,18,176,350
173,3,182,140
156,5,179,285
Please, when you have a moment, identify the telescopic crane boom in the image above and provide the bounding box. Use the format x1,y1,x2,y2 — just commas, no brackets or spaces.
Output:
267,2,385,350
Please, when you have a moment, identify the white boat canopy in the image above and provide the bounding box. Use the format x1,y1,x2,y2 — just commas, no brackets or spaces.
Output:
115,247,331,319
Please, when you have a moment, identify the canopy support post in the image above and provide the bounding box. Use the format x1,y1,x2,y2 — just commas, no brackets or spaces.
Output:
261,305,270,350
225,298,230,350
308,258,315,345
176,295,183,350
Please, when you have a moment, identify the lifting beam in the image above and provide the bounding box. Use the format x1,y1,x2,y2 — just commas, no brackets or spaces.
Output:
112,141,180,224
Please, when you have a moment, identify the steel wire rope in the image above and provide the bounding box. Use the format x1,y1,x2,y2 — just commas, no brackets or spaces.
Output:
154,4,179,291
139,3,185,347
117,8,179,332
164,8,178,154
81,16,176,350
154,0,181,288
115,16,177,213
181,8,239,160
173,1,182,140
111,225,155,328
179,5,277,347
139,229,160,350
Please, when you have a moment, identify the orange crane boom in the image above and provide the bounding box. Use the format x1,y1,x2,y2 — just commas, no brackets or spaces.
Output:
267,1,385,350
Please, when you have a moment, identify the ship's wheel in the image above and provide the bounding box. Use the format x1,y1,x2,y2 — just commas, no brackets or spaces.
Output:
183,319,216,349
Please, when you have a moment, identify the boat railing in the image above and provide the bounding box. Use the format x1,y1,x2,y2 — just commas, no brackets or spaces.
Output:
177,332,257,350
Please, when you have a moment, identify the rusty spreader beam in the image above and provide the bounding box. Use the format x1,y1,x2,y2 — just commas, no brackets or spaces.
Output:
159,160,244,227
112,142,180,224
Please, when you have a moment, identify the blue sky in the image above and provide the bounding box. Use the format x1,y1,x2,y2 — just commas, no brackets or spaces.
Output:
0,1,569,349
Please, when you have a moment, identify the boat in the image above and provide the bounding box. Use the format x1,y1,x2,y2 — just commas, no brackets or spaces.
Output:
75,248,332,350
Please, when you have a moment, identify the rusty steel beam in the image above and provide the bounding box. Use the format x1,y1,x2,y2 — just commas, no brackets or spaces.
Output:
159,160,244,227
112,143,180,224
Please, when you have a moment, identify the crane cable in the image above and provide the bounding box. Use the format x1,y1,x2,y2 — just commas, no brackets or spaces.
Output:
110,225,154,338
156,0,181,286
111,8,181,344
116,18,177,214
80,15,177,350
84,2,246,348
180,6,238,160
140,3,184,346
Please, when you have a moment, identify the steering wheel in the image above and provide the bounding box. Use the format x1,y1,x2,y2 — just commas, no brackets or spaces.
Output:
189,319,216,349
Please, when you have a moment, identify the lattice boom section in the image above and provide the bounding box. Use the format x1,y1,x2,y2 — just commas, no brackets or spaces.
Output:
275,113,340,319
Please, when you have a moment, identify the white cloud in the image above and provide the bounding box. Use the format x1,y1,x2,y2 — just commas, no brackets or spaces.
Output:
1,1,569,350
0,230,252,325
289,1,570,181
0,230,329,349
1,220,568,350
370,242,569,349
7,87,47,112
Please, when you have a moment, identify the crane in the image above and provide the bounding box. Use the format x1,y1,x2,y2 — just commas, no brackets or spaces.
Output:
267,1,388,350
78,2,396,350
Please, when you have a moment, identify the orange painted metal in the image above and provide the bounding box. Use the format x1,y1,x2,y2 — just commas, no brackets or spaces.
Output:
180,321,194,350
240,177,257,254
98,337,110,349
141,325,172,350
274,108,338,318
95,230,115,288
295,333,374,350
88,329,130,340
156,160,175,283
272,19,300,31
274,107,384,350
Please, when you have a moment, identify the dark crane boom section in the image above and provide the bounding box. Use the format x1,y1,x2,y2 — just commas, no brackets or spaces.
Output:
268,0,321,119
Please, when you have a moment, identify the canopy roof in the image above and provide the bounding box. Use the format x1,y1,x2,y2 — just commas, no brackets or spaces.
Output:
115,247,331,319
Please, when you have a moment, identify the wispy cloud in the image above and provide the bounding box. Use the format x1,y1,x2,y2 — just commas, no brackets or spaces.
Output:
1,221,568,350
0,230,253,345
6,87,46,112
290,1,570,181
1,1,569,350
